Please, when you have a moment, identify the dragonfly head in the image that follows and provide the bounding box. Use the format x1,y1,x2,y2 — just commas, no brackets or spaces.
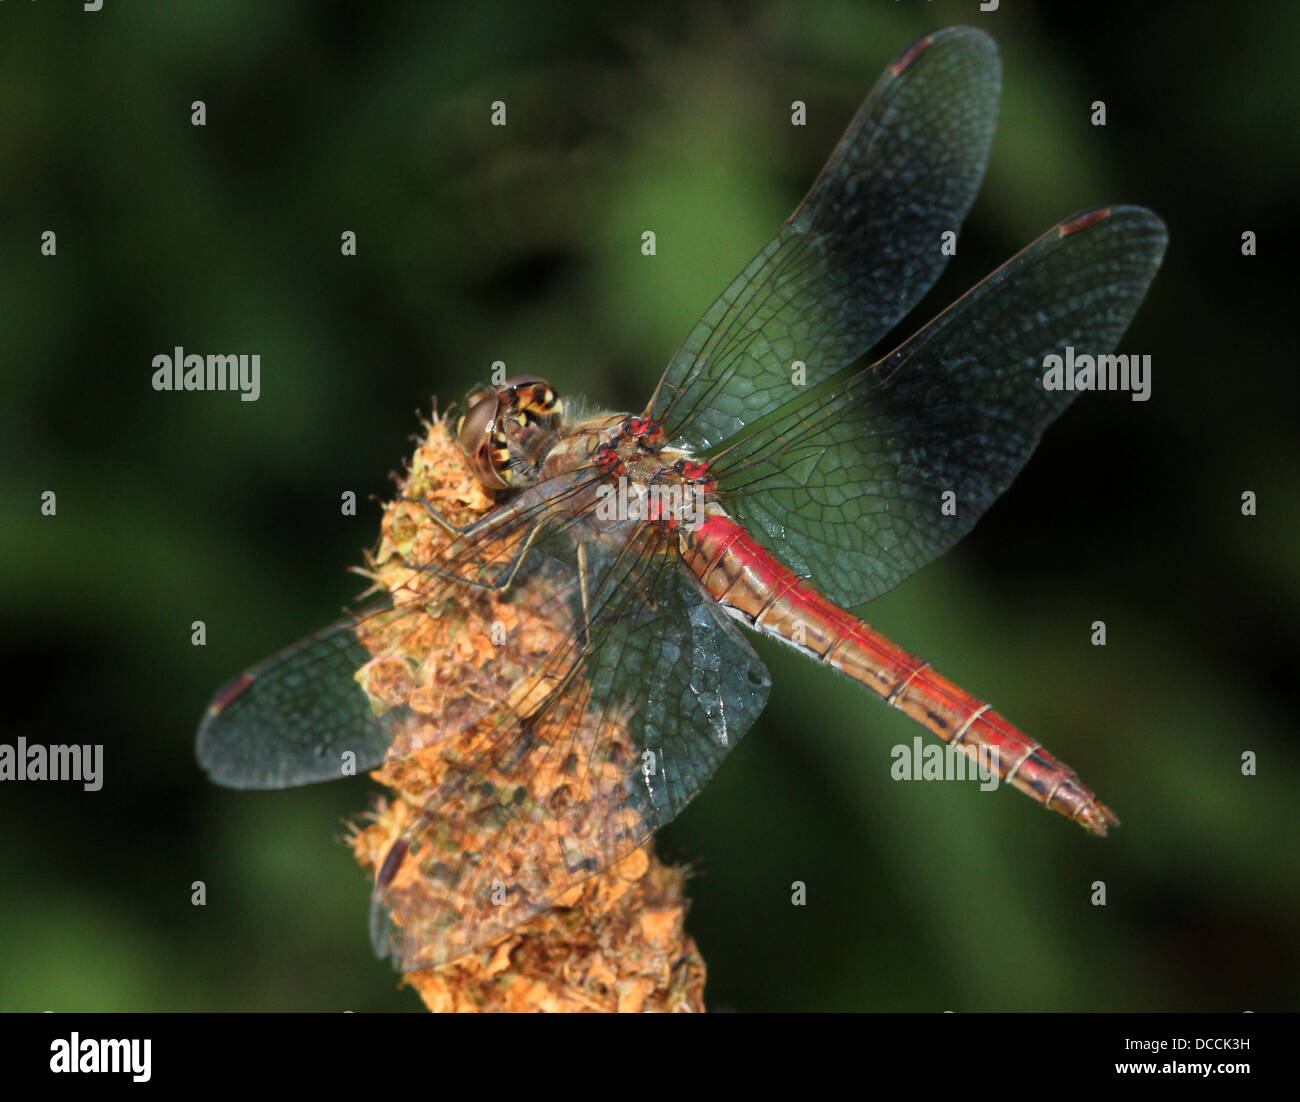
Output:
457,374,563,490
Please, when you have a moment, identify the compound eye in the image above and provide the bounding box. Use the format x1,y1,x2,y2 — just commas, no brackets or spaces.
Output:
456,392,510,490
501,374,562,419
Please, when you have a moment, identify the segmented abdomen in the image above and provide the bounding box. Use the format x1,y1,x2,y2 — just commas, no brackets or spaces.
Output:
680,514,1118,835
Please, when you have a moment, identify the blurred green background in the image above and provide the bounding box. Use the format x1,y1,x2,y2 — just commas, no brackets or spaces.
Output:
3,0,1297,1012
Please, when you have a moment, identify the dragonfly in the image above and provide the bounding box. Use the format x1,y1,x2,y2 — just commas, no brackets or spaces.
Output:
197,26,1166,971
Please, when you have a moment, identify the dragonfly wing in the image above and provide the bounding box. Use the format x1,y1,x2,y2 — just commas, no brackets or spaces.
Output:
199,468,771,968
368,530,771,970
195,472,605,790
647,26,1000,450
197,612,397,789
711,206,1168,609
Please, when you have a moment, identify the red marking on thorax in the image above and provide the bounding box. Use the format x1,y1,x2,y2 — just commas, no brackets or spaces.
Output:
626,416,664,444
594,443,625,476
678,459,712,483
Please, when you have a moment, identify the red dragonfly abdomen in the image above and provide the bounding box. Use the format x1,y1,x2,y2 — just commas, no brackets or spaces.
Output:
681,514,1119,836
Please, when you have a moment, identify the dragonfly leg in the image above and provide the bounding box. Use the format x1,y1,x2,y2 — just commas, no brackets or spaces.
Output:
493,718,539,775
400,520,546,593
574,541,593,652
398,488,554,541
396,495,478,535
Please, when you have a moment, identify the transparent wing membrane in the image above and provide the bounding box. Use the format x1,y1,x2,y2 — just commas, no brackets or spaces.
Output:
371,537,769,968
647,27,1001,449
198,456,770,966
196,615,395,789
197,470,606,789
708,206,1168,609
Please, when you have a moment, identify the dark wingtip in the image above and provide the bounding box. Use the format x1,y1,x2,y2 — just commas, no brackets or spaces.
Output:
196,672,255,784
1054,205,1169,271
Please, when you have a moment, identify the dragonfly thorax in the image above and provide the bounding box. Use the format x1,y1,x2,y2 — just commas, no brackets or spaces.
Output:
540,412,719,536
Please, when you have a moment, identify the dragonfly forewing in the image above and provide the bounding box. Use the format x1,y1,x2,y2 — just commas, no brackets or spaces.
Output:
648,26,1001,449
